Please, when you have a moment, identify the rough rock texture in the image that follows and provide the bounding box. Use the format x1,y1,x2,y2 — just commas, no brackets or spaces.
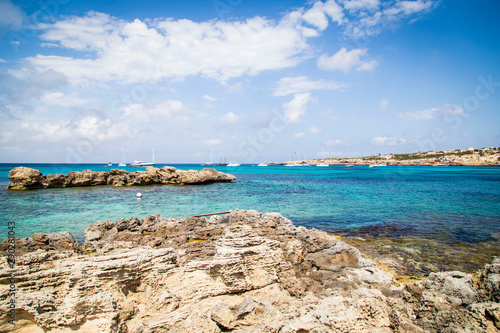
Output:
0,210,499,332
6,166,237,190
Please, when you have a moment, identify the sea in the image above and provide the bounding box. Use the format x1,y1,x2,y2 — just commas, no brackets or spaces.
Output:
1,163,499,277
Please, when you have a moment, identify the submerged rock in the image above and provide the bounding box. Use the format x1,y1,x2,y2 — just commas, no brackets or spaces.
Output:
0,210,498,332
6,166,237,190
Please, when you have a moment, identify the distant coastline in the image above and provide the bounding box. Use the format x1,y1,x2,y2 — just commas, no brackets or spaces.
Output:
285,146,500,167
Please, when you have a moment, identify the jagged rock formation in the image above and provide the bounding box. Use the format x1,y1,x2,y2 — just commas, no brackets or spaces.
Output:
0,210,499,332
6,166,237,190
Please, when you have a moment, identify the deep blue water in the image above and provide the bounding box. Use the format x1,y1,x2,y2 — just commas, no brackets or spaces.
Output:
1,163,499,247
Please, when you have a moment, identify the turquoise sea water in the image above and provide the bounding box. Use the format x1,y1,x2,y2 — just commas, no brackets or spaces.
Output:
1,163,499,272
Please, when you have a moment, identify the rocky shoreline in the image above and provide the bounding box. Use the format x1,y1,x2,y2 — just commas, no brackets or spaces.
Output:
1,210,499,332
290,147,500,166
6,166,237,190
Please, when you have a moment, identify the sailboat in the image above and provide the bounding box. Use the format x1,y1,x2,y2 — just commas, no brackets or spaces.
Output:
317,148,329,167
218,156,228,166
130,148,156,167
285,150,299,166
106,151,113,166
257,154,268,166
203,147,217,166
118,148,126,167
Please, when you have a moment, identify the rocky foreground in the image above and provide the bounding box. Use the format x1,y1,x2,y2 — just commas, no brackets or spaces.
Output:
1,210,499,333
6,166,236,190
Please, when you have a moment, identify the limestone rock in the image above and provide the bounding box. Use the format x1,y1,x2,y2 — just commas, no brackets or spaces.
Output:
7,166,236,190
7,167,43,189
0,210,498,333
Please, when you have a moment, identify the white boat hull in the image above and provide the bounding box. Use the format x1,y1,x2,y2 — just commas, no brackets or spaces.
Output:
130,161,156,167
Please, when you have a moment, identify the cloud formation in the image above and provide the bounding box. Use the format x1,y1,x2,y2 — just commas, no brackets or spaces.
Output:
398,104,464,121
371,136,407,146
302,0,345,30
282,92,313,124
317,48,378,72
218,112,242,127
27,11,315,85
0,0,23,34
341,0,381,12
273,76,350,96
40,91,86,107
343,0,437,38
379,97,389,111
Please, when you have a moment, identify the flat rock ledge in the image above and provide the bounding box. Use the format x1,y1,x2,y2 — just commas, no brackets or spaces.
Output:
1,210,499,333
6,166,237,190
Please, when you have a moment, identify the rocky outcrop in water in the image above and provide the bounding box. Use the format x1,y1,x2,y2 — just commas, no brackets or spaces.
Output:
1,210,499,332
6,166,237,190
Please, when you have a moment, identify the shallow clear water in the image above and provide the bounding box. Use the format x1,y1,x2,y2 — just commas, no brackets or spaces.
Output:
1,163,499,274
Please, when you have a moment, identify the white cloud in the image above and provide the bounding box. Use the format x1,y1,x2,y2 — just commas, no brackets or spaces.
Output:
0,96,199,151
273,76,350,96
326,138,346,146
0,58,8,63
1,115,129,145
226,82,243,92
282,92,313,124
72,116,128,142
396,0,435,15
317,48,378,73
203,95,217,102
310,126,322,134
124,100,189,119
371,136,407,146
0,0,24,32
40,91,87,107
302,0,345,31
294,132,305,138
343,0,437,38
379,97,389,111
218,111,242,127
204,139,222,146
341,0,380,12
27,12,314,85
398,104,464,121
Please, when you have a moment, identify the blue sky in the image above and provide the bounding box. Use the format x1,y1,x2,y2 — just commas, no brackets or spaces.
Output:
0,0,499,163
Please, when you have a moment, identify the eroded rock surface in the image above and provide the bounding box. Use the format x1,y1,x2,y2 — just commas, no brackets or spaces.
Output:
0,210,498,332
7,166,237,190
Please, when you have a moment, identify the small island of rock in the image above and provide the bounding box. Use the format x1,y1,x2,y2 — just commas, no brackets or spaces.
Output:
6,166,237,190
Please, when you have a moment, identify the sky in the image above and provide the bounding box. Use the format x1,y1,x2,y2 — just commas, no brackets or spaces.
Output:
0,0,499,163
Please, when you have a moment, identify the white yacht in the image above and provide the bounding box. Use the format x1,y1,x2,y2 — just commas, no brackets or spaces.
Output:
369,163,387,168
227,163,241,167
130,161,155,167
130,148,156,167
